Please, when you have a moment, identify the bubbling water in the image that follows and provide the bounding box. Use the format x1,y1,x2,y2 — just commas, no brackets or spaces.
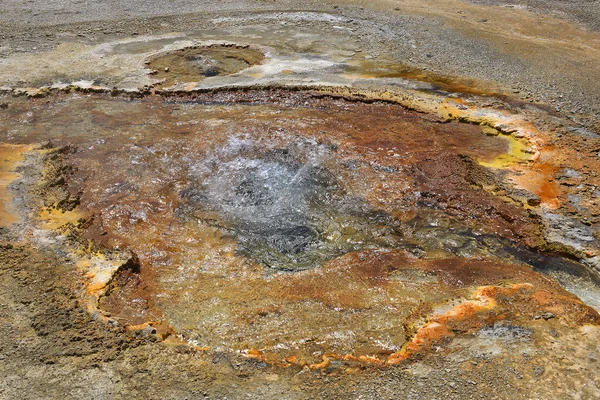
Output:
177,135,403,271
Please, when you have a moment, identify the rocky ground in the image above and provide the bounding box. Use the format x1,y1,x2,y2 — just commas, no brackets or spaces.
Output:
1,0,599,125
1,0,600,399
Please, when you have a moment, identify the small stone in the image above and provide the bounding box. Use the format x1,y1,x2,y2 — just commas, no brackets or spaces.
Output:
164,67,170,72
522,147,536,154
494,123,517,134
143,326,157,335
534,312,555,320
482,127,500,136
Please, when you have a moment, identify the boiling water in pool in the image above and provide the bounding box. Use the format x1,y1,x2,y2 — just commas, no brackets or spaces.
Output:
3,91,599,363
178,136,403,271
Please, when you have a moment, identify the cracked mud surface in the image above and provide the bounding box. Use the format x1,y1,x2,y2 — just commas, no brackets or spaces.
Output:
1,1,600,399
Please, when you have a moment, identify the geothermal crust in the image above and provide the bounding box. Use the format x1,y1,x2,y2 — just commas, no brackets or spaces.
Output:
1,1,600,399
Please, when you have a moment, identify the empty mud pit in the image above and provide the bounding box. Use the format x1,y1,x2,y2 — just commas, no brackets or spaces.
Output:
1,88,599,370
147,45,265,88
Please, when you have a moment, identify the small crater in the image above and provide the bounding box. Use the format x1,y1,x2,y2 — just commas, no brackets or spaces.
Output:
146,44,265,87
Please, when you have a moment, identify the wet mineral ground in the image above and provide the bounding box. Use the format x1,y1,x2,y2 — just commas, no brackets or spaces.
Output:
1,1,600,399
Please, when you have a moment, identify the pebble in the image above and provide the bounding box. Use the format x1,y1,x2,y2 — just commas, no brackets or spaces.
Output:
143,326,158,335
534,312,555,320
482,127,500,136
522,147,536,154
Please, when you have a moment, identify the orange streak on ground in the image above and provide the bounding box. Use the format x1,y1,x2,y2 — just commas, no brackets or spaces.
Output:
512,148,562,209
0,144,33,226
387,282,600,365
